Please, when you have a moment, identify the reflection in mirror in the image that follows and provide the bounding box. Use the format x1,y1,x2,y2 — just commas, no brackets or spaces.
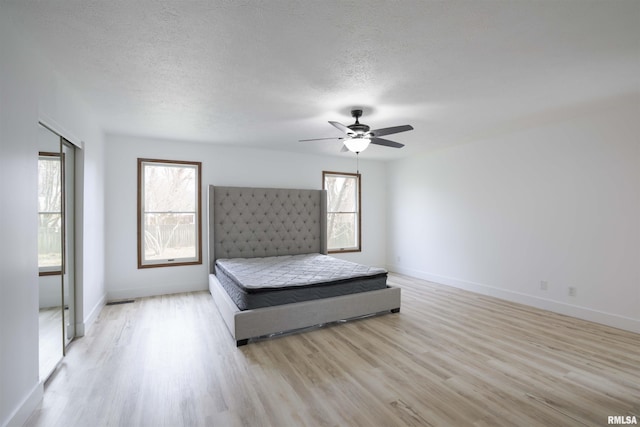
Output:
38,154,62,274
38,124,64,381
62,140,75,345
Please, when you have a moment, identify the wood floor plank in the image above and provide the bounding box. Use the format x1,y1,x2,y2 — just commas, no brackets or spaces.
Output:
25,273,640,427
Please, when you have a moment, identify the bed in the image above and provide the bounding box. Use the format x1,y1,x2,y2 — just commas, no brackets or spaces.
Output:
208,185,401,346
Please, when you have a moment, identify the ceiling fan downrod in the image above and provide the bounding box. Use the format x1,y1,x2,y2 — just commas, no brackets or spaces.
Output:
348,110,369,135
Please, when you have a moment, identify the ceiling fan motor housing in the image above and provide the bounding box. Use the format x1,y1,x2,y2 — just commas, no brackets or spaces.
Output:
348,109,370,135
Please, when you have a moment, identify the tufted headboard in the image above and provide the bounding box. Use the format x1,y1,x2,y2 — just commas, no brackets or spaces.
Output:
208,185,327,272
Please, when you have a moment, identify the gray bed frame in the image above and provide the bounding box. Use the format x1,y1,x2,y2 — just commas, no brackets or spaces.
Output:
208,185,401,346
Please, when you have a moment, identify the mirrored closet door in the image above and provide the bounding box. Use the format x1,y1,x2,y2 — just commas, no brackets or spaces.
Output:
61,139,75,347
37,123,76,381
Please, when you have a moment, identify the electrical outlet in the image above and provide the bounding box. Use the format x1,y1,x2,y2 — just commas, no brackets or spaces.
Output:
540,280,548,291
568,286,577,297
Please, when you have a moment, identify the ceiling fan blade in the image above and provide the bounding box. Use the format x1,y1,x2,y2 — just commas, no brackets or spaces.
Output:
329,121,355,135
370,137,405,148
299,137,344,142
369,124,413,137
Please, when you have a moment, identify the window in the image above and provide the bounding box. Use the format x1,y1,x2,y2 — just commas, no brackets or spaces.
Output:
138,159,202,268
38,153,62,275
323,171,361,253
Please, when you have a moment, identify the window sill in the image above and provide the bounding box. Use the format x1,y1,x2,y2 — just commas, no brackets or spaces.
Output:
328,248,361,254
39,270,62,277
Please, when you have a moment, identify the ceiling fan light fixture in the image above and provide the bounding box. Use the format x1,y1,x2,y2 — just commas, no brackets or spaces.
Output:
344,137,370,153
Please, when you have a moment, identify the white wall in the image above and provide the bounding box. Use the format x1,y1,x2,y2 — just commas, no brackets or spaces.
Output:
387,94,640,333
0,15,106,427
105,134,387,300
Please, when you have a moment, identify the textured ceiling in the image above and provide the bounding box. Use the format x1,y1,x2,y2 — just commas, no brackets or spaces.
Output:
2,0,639,160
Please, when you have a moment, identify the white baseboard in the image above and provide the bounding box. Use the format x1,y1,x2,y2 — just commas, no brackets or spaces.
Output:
107,282,208,301
2,382,42,427
77,293,106,337
388,265,640,334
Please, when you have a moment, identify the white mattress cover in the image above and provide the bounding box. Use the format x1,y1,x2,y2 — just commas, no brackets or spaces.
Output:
215,253,387,291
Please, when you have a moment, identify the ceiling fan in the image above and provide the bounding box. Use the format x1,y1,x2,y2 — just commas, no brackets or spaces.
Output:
299,109,414,153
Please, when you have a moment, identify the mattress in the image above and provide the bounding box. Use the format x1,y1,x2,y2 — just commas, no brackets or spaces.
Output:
215,253,388,310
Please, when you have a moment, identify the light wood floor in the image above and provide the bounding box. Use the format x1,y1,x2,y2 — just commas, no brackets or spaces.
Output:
25,274,639,427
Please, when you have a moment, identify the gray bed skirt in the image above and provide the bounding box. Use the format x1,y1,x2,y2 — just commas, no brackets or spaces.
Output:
209,273,401,346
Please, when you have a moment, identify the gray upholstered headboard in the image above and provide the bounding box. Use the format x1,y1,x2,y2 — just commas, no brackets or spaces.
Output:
208,185,327,272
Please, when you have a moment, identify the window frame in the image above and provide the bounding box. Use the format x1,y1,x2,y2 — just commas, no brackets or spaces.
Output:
38,151,63,276
323,170,362,253
137,158,202,269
